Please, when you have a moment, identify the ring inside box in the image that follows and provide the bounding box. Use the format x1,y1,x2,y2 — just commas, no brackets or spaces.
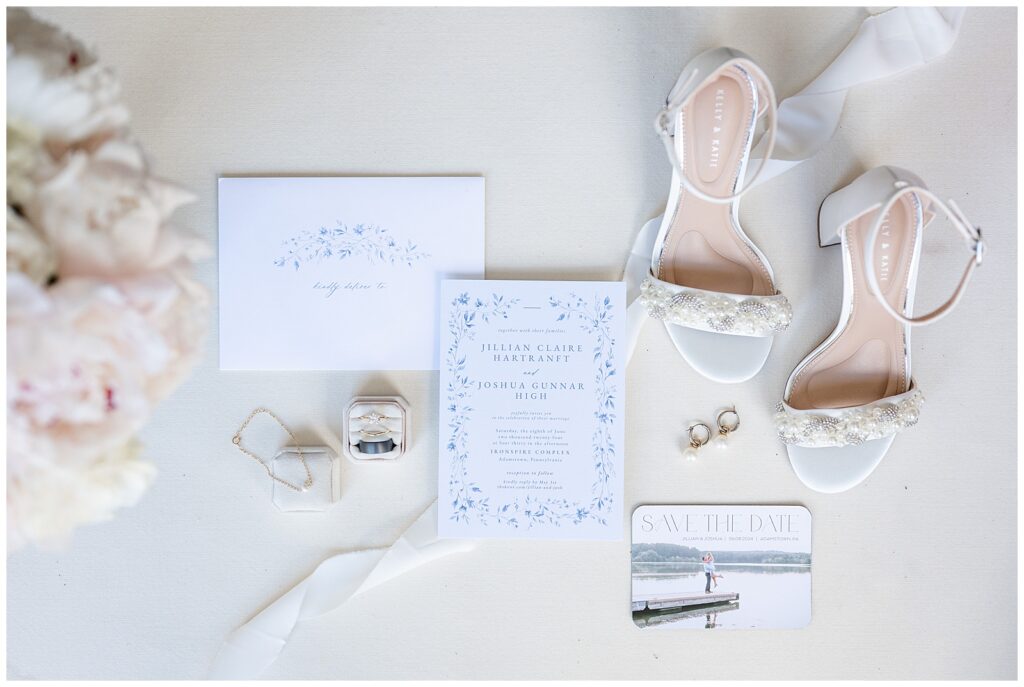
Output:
345,397,409,461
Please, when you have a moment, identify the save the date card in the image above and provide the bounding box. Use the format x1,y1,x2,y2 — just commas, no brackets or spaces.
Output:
631,505,811,629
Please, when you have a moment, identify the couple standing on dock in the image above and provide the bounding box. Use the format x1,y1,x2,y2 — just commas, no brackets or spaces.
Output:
703,553,723,593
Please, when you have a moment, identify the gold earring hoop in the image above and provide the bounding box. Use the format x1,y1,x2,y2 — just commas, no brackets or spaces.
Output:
711,407,740,450
683,422,711,461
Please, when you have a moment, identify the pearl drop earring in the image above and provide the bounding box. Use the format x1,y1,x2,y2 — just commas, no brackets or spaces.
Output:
683,422,711,461
710,407,740,450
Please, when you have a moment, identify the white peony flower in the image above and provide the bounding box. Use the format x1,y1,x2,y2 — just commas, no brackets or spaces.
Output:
6,273,168,551
6,8,129,148
117,270,210,401
7,207,57,285
6,117,53,210
7,273,166,462
25,140,206,279
6,9,209,551
7,439,156,551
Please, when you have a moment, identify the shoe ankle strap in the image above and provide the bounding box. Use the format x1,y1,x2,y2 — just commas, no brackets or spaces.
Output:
864,183,986,327
653,54,778,205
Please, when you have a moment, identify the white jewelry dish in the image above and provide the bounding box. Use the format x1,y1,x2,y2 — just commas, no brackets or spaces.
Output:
344,396,410,462
271,445,338,512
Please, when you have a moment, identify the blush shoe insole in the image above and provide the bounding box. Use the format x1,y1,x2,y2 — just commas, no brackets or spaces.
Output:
788,196,920,410
657,66,774,298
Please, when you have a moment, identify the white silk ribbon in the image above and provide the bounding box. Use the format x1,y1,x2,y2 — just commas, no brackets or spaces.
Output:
208,501,474,680
624,6,966,362
747,6,965,186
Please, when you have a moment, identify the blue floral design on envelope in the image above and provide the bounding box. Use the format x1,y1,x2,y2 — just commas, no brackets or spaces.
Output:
274,222,429,270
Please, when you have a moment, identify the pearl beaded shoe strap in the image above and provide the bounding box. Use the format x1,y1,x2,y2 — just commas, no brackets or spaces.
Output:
775,385,925,448
639,273,792,337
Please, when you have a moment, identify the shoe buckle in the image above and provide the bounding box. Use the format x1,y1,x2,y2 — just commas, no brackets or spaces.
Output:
654,108,673,137
973,228,986,266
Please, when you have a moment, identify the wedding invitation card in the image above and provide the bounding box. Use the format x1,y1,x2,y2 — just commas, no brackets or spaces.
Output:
218,177,484,370
438,280,626,540
631,505,812,629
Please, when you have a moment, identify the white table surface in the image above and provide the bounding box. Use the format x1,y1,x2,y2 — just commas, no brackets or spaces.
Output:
9,7,1017,680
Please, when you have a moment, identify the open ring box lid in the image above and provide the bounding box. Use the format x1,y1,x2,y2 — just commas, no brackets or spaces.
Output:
344,396,410,462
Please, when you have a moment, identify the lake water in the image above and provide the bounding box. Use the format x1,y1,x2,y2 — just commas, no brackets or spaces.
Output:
631,562,811,629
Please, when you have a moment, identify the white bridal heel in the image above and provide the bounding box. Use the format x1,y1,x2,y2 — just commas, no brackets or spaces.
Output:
639,47,792,383
776,166,986,493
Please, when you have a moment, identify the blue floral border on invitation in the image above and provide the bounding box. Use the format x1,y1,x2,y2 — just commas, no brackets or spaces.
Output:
445,291,617,529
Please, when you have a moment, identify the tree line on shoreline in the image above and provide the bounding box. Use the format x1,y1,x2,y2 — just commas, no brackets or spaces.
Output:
631,542,811,564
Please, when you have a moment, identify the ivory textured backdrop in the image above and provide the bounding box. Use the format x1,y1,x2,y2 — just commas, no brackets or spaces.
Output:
8,6,1017,679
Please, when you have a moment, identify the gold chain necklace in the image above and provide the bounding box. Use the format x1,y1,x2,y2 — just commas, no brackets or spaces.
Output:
232,407,312,492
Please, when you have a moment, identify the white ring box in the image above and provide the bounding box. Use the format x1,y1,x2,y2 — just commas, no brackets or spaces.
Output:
344,396,410,462
270,445,338,512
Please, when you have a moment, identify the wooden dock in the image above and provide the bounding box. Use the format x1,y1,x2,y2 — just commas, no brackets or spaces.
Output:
633,601,740,628
631,591,739,614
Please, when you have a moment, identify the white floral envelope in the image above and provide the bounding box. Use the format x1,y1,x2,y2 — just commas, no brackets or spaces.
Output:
218,176,484,370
